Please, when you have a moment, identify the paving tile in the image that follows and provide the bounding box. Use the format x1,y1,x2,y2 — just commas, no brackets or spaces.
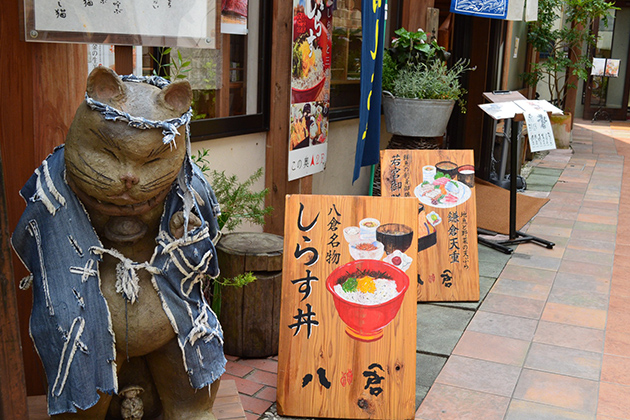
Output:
548,286,609,311
417,353,447,389
562,248,615,267
558,259,613,279
490,278,551,301
225,360,255,378
513,369,598,415
601,354,630,386
605,294,630,333
452,331,530,366
221,373,264,396
467,311,538,341
505,399,594,420
597,382,630,419
435,355,521,397
237,358,278,374
254,386,277,402
513,236,566,259
541,302,607,329
567,237,616,254
604,330,630,357
247,369,278,387
480,293,545,319
433,275,495,311
570,228,617,243
525,224,573,239
524,342,602,381
573,220,618,233
239,393,274,415
553,271,610,294
415,383,509,420
417,304,475,355
577,213,618,225
416,385,431,409
529,216,575,229
533,321,605,353
498,264,557,285
507,252,562,271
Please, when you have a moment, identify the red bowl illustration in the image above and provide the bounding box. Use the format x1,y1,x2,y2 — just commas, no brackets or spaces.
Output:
326,259,409,342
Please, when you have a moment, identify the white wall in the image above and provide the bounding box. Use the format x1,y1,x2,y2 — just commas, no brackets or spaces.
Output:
192,132,267,233
312,117,392,196
193,117,392,232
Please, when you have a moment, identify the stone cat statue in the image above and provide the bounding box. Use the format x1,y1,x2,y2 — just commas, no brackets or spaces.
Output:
11,66,226,419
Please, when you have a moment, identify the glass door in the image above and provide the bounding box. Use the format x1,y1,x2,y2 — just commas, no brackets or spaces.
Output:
583,8,630,121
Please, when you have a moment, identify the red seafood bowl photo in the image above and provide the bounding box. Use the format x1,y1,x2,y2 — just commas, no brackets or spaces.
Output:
292,20,330,103
326,259,409,342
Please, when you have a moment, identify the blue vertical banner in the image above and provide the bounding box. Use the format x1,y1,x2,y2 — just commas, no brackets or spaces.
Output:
352,0,386,183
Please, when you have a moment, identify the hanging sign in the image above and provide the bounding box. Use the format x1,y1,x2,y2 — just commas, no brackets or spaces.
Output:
352,0,386,183
450,0,509,19
381,150,480,302
288,0,333,181
277,195,417,419
25,0,216,47
221,0,248,35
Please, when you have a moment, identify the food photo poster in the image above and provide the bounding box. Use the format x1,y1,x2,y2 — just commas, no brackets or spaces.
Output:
277,195,417,419
288,0,333,181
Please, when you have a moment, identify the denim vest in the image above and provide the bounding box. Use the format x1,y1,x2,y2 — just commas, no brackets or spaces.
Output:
11,146,226,415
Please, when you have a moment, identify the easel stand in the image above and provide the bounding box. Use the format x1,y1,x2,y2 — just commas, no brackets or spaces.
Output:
592,74,613,122
477,105,556,254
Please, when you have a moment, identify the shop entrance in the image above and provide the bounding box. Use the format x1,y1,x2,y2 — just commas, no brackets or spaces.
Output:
583,7,630,121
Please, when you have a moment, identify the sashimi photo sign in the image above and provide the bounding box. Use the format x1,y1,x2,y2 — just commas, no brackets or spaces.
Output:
277,195,417,419
381,150,480,302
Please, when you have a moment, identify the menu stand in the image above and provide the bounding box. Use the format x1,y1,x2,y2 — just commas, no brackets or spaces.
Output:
478,92,556,254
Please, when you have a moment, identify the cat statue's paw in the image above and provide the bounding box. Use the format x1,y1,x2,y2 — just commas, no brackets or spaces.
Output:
169,211,202,239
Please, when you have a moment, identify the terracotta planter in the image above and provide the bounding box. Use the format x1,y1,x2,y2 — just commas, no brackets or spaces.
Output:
550,112,572,149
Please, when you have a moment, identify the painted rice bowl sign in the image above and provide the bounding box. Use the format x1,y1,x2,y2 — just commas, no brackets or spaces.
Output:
277,195,417,419
381,150,479,302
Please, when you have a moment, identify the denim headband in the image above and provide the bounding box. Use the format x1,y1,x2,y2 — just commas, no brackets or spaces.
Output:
84,74,193,147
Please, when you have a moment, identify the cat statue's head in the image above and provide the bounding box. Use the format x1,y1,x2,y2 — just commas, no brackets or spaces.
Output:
65,67,193,234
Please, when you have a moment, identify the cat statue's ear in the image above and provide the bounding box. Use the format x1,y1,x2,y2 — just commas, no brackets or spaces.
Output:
158,80,193,116
86,66,127,103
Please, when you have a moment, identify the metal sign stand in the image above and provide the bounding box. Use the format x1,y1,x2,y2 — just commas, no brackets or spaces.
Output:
478,92,556,254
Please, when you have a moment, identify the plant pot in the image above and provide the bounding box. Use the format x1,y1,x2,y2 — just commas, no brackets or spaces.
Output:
382,92,455,137
215,232,284,358
550,112,572,149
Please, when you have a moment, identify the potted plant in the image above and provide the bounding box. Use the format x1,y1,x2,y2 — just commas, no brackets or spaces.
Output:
382,28,472,137
193,150,282,358
521,0,615,147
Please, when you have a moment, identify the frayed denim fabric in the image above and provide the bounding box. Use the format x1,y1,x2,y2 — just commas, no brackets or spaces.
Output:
11,146,226,415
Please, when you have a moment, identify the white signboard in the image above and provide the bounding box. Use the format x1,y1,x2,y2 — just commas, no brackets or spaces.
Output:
523,111,556,152
26,0,216,48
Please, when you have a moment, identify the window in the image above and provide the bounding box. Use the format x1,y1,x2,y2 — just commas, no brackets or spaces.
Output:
142,0,271,141
328,0,400,121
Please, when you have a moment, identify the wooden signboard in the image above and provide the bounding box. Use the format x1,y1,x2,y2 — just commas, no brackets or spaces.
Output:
381,150,479,302
277,195,418,420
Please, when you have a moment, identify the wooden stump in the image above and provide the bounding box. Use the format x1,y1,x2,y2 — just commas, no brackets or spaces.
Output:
216,233,283,358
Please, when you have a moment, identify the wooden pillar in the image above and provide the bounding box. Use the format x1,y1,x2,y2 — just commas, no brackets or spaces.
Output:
0,149,28,420
1,0,87,396
463,17,491,155
264,0,312,236
401,0,434,32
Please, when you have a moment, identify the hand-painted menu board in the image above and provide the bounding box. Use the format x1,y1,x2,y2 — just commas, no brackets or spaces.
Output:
277,195,417,420
381,150,479,302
